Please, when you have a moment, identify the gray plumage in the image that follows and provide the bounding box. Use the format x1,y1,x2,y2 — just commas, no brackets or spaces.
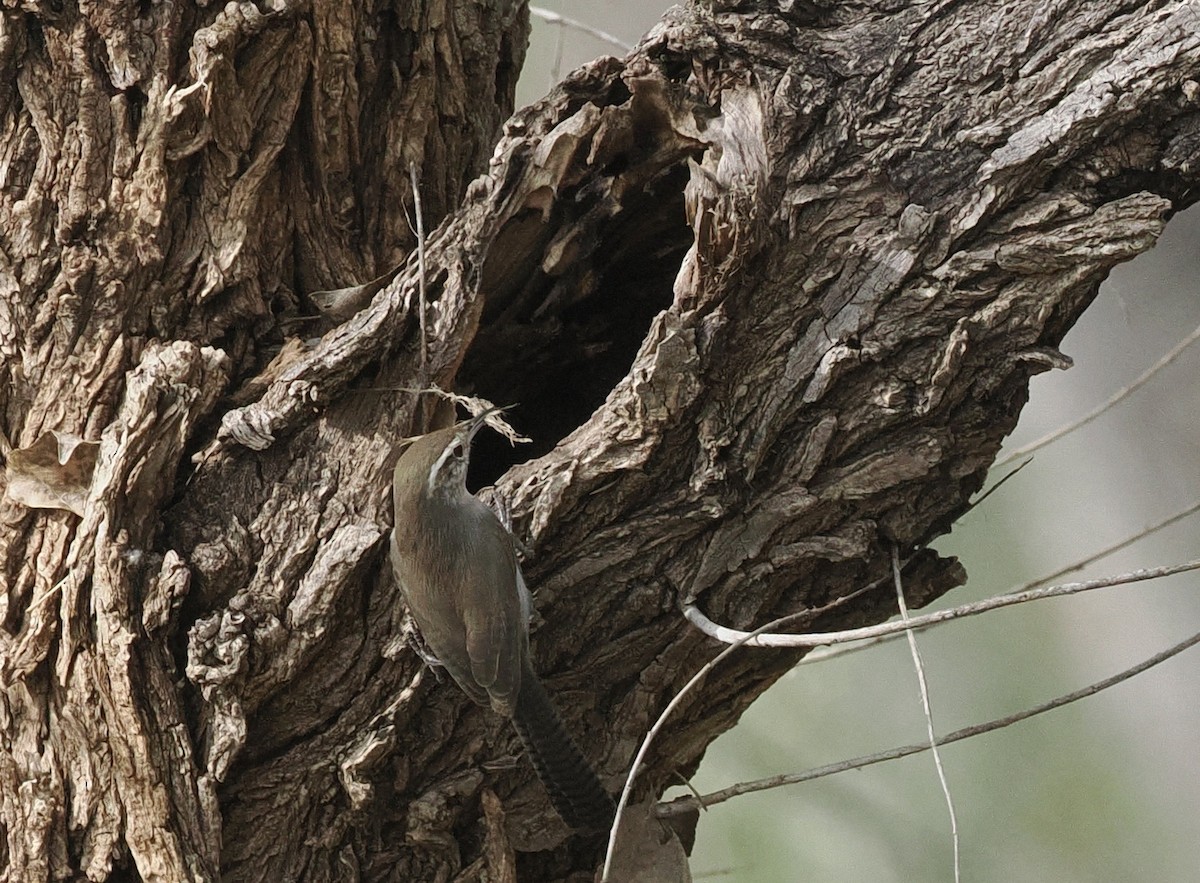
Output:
390,415,614,830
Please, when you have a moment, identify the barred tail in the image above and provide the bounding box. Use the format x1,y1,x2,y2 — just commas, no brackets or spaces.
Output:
512,669,615,831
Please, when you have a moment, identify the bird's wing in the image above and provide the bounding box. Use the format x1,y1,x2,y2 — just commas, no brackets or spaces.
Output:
460,501,528,716
390,535,491,707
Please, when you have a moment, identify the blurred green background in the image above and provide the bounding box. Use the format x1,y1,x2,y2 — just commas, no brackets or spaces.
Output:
519,5,1200,879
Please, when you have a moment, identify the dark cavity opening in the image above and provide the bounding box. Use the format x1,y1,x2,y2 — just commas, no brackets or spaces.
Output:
460,163,693,490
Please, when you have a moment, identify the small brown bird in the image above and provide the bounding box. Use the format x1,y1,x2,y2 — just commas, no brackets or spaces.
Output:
389,411,614,830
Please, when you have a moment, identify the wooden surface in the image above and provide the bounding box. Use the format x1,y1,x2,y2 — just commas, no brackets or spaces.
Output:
0,1,1197,880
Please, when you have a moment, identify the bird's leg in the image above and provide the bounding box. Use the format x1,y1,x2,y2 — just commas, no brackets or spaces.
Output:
478,485,533,559
401,613,446,680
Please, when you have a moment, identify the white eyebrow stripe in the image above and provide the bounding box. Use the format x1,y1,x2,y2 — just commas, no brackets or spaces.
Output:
427,444,454,491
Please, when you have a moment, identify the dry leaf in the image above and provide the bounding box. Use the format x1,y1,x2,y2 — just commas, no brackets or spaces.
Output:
605,799,692,883
4,430,100,516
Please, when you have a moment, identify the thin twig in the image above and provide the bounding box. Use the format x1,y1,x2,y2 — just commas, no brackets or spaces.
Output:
529,6,633,52
803,499,1200,664
969,455,1032,509
893,545,960,883
601,611,810,882
995,322,1200,468
549,17,565,91
1031,498,1200,588
601,586,875,881
658,627,1200,816
408,162,428,371
683,558,1200,648
670,770,707,808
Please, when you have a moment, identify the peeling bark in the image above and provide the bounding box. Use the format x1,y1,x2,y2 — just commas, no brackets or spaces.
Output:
1,1,1197,881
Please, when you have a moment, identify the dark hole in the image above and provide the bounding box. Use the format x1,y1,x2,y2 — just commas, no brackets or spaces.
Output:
461,164,693,490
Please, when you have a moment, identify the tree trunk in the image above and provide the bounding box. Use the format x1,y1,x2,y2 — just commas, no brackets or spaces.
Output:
1,1,1196,880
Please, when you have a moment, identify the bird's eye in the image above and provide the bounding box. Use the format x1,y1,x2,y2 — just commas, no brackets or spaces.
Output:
451,442,465,459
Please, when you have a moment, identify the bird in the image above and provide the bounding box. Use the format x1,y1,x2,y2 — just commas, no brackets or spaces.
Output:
389,409,615,831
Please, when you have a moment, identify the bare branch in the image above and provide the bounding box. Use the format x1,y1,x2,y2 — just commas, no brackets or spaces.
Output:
893,545,959,883
601,587,874,881
602,611,807,882
683,559,1200,649
410,162,428,372
804,498,1200,664
996,322,1200,468
659,628,1200,816
528,6,633,52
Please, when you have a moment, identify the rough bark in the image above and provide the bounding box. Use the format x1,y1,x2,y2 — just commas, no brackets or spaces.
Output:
0,1,1197,881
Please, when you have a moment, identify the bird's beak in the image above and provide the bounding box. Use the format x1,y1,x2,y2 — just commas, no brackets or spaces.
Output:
464,405,504,441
